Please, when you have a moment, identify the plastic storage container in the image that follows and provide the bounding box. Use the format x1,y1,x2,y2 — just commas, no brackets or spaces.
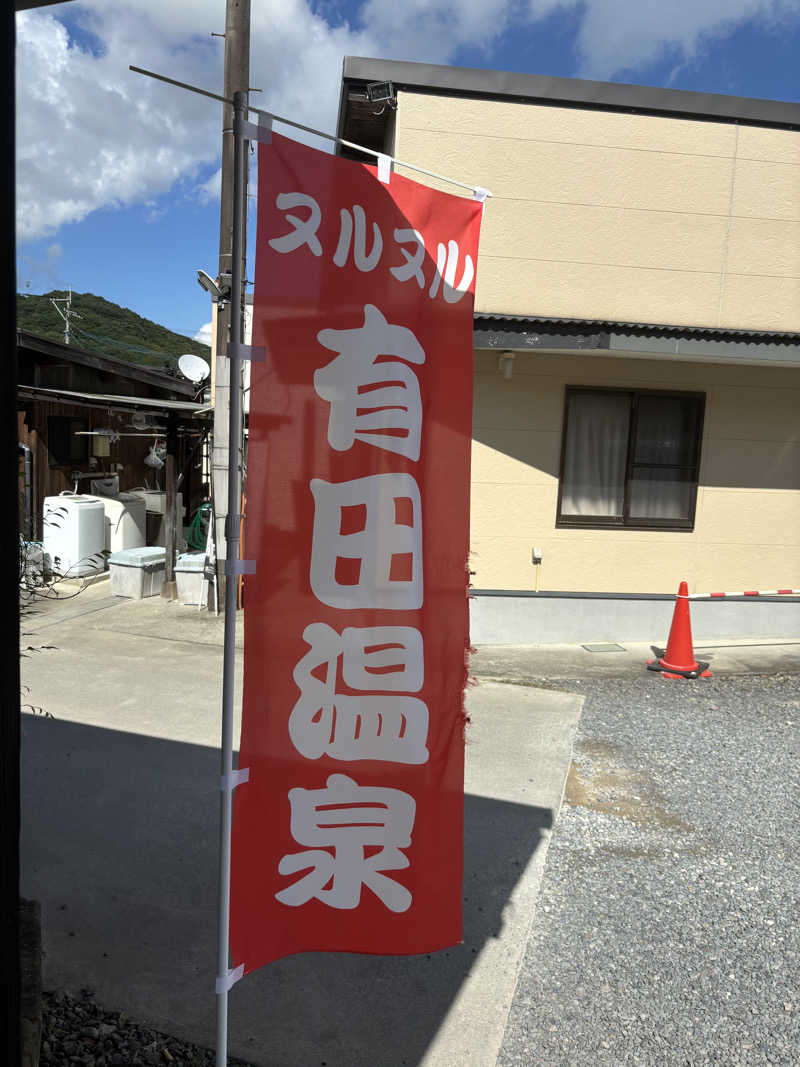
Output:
175,552,206,605
42,494,106,577
108,546,166,598
102,493,147,553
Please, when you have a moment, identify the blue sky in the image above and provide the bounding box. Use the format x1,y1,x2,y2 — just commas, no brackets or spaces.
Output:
16,0,800,348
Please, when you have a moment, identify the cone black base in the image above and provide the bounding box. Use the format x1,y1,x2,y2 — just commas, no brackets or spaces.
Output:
646,658,711,679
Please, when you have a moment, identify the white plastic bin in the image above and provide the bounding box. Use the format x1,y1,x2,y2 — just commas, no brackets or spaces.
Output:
175,553,205,605
108,546,166,599
43,494,106,577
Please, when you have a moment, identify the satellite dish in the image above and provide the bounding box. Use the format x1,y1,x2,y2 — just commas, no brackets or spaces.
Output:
178,353,211,383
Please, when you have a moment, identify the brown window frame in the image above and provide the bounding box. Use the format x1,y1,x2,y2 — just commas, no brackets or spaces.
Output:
556,386,705,531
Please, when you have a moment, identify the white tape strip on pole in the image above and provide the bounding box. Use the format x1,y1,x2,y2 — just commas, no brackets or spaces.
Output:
377,153,391,184
220,768,250,793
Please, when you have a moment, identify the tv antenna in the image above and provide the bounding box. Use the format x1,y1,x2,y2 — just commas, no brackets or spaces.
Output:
50,286,82,345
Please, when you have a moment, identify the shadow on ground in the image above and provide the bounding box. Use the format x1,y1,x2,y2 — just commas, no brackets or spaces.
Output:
21,715,552,1067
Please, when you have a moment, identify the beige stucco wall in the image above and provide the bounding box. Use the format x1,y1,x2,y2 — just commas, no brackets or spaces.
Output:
470,351,800,593
393,91,800,333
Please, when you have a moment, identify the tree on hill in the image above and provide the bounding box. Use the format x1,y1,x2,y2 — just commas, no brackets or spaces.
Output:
16,291,211,372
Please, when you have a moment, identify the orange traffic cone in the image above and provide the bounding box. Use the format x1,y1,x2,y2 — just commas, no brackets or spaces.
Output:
646,581,712,679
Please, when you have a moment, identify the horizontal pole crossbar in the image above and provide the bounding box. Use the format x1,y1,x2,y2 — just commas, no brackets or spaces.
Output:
226,342,266,362
129,65,491,197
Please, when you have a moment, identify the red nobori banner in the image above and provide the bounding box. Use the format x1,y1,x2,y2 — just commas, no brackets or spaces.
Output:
230,132,483,969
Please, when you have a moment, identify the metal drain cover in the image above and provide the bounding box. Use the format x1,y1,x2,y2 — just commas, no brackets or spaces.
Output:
582,643,626,652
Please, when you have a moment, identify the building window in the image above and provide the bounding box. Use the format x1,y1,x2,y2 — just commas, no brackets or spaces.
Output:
47,416,89,465
557,388,705,530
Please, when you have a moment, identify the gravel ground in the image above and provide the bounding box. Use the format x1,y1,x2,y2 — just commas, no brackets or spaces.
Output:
498,672,800,1067
39,988,254,1067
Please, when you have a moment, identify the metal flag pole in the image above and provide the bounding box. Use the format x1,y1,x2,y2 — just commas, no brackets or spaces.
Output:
215,87,248,1067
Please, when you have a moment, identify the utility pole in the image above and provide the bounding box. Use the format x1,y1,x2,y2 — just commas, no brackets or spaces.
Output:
50,286,81,345
211,0,250,610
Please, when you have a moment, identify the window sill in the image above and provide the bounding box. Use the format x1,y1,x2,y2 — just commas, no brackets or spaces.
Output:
556,519,695,532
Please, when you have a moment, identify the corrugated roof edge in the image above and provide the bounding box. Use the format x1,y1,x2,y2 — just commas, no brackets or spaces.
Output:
473,313,800,344
342,56,800,129
18,384,209,416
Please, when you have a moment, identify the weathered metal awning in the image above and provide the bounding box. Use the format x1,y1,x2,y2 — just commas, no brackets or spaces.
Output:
17,384,209,417
473,313,800,368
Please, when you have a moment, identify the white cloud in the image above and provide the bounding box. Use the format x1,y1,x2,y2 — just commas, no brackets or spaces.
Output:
16,4,222,239
194,320,212,345
530,0,800,79
17,0,526,243
357,0,513,62
16,0,379,241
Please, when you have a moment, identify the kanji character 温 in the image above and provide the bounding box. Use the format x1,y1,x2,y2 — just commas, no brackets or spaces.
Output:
289,622,428,763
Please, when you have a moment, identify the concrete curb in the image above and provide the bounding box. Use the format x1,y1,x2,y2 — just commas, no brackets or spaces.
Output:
421,682,584,1067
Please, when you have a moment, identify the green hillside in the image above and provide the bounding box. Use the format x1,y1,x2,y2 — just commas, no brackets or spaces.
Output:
17,290,210,371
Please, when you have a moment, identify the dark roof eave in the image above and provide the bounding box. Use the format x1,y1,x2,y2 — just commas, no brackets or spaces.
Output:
16,330,197,398
342,56,800,130
473,312,800,345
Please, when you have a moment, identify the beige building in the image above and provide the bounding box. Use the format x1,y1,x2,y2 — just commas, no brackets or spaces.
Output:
337,58,800,642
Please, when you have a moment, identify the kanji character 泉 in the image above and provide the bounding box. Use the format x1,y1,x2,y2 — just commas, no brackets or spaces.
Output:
289,622,428,763
309,473,422,610
276,774,415,912
315,303,425,460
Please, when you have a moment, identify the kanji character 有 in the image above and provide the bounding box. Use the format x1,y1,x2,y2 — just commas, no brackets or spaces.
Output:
289,622,428,763
309,473,422,610
315,304,425,460
276,774,415,912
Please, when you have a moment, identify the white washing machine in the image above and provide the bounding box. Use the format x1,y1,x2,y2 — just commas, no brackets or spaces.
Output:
42,494,106,577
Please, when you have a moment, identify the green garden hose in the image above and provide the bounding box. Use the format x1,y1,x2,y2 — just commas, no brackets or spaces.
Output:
187,503,211,551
